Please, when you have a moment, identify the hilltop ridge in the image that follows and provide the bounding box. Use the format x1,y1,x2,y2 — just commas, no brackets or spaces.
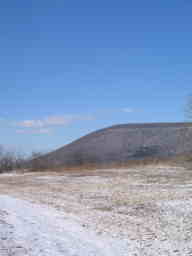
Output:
39,122,192,168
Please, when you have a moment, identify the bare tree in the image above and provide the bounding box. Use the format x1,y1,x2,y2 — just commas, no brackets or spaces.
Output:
0,145,28,173
185,95,192,121
0,146,18,172
0,145,49,173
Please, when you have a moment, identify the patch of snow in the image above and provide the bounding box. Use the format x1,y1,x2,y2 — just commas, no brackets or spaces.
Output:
0,195,129,256
0,172,18,177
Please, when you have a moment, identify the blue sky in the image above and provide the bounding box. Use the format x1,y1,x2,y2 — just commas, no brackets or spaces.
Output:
0,0,192,153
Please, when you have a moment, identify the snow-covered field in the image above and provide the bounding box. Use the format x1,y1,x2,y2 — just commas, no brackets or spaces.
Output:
0,195,129,256
1,165,192,255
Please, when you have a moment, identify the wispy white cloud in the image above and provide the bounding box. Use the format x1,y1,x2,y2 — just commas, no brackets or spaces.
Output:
16,128,51,134
121,108,135,113
17,115,95,129
18,120,44,128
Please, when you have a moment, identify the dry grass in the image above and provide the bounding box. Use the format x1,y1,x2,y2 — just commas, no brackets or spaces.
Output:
45,153,192,173
1,163,192,211
1,162,192,254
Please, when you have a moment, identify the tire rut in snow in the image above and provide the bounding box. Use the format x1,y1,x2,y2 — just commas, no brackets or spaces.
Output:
0,210,28,256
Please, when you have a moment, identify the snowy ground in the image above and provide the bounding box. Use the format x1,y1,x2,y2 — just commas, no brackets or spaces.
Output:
0,195,129,256
1,165,192,255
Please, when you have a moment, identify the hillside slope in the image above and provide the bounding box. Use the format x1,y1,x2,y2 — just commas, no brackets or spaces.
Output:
40,122,192,167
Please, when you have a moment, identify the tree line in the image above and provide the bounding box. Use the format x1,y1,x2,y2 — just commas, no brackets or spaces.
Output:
0,145,45,173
